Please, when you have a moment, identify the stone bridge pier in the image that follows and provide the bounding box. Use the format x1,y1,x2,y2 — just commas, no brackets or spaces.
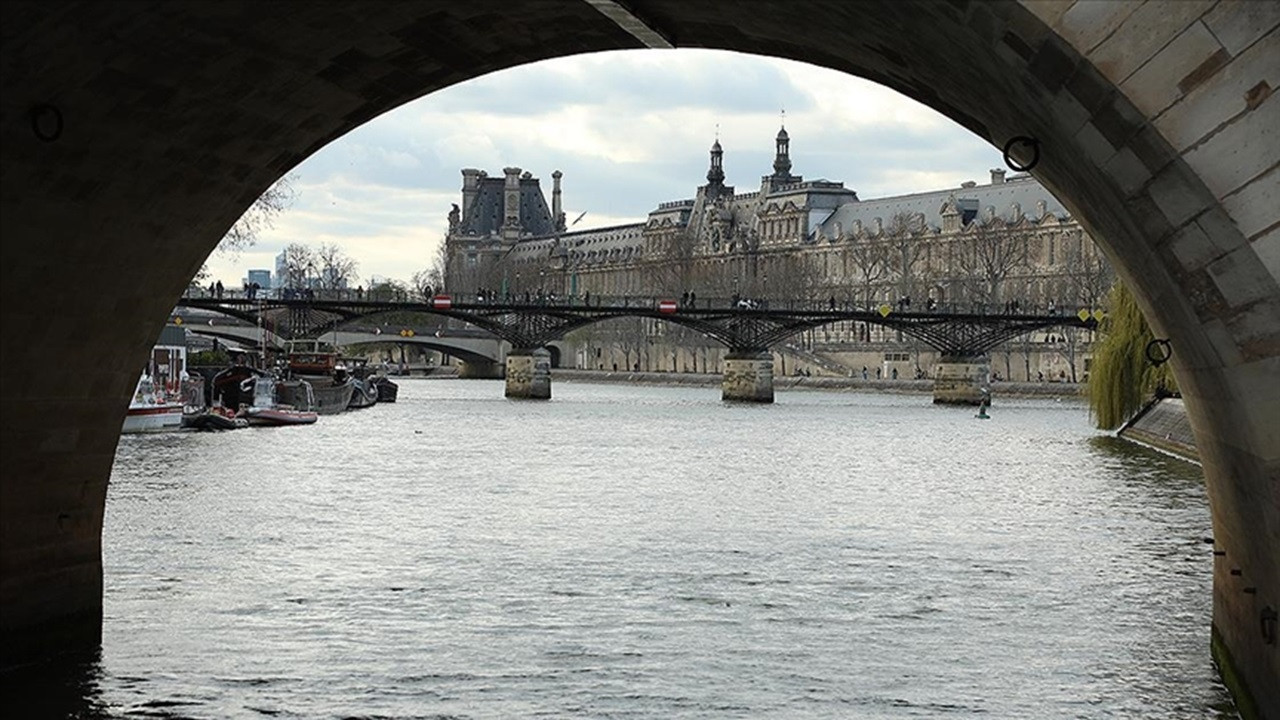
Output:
505,348,552,400
722,351,774,403
932,354,992,405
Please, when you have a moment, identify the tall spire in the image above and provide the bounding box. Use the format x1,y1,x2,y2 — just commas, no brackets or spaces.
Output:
706,134,725,186
772,119,792,179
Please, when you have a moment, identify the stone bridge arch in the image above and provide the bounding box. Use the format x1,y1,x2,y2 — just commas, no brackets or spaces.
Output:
2,1,1275,710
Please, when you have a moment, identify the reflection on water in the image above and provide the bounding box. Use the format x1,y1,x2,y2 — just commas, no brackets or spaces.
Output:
5,380,1240,718
2,649,109,719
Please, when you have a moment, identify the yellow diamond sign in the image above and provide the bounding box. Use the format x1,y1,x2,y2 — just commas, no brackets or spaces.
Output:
1078,308,1091,322
1092,309,1106,321
878,304,892,317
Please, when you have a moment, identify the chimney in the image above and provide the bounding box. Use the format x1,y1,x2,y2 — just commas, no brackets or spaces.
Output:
552,170,564,232
503,167,522,236
990,168,1006,184
461,168,482,218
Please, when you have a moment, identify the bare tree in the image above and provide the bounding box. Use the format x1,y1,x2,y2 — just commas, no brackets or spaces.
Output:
222,174,300,252
314,243,358,291
886,212,927,304
762,251,821,305
190,174,299,288
1064,232,1114,310
847,235,889,308
953,218,1029,309
643,228,698,296
411,268,441,300
279,243,315,289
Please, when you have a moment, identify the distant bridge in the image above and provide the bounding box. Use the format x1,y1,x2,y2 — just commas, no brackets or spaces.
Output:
179,319,510,367
175,294,1099,357
174,294,1099,403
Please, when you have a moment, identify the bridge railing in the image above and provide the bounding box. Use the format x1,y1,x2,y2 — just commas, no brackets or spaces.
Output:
180,286,1101,320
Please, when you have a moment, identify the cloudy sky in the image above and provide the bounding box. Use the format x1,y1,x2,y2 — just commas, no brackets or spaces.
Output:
204,48,1006,287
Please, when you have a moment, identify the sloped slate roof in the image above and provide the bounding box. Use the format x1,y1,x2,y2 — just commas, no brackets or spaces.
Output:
459,177,556,237
820,175,1070,235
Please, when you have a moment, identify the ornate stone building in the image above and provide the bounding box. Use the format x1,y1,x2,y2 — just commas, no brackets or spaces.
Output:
444,128,1112,381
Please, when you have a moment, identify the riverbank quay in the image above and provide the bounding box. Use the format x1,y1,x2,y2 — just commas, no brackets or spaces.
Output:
550,368,1085,400
1117,396,1199,464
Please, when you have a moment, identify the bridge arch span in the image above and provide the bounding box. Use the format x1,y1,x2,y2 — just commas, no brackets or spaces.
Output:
3,2,1276,708
330,333,501,368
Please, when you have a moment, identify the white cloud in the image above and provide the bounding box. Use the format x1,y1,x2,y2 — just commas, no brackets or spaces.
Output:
203,49,1004,287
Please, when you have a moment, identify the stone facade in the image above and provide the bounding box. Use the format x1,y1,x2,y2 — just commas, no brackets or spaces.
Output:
444,129,1113,381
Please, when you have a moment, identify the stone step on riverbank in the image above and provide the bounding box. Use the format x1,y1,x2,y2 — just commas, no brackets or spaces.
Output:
1117,396,1198,463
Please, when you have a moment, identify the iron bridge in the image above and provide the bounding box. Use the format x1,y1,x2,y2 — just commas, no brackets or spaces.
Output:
175,296,1100,357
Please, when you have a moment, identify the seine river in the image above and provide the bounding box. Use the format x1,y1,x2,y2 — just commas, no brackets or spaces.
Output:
15,379,1240,718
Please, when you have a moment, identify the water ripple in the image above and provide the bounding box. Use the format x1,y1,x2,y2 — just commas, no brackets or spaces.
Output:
69,379,1241,718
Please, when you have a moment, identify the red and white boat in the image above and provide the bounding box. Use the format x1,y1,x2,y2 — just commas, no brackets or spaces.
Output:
122,374,185,433
122,328,191,433
239,374,317,426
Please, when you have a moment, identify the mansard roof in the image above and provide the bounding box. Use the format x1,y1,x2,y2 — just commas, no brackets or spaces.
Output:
458,175,557,237
819,173,1070,236
505,221,647,262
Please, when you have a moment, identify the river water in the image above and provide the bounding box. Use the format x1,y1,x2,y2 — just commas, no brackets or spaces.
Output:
16,379,1239,718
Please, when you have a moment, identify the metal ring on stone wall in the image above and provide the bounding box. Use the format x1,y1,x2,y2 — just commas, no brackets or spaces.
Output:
1002,135,1040,172
30,104,64,142
1144,338,1173,366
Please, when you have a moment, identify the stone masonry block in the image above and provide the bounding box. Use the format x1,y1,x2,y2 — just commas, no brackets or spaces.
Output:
1057,1,1141,55
1169,218,1229,272
1093,91,1148,149
1120,20,1224,117
1207,246,1275,309
1049,87,1091,137
1091,0,1215,83
1154,32,1280,153
1065,61,1115,115
1029,34,1078,89
1200,317,1246,368
1127,124,1179,176
1102,146,1152,197
1224,297,1280,361
1226,357,1280,456
1204,0,1280,55
1148,161,1213,229
1072,121,1117,167
1182,91,1279,199
1195,204,1251,256
1021,0,1074,30
1252,226,1280,284
1126,193,1176,243
1005,3,1057,49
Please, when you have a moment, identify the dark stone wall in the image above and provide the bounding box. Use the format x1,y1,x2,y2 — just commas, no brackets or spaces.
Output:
2,0,1275,711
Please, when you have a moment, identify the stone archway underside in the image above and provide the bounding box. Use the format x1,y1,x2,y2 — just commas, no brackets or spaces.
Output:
2,1,1275,713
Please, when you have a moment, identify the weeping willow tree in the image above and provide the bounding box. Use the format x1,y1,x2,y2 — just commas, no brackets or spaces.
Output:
1087,282,1178,429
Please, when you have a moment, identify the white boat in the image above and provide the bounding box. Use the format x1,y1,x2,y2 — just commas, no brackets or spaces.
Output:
121,325,191,434
122,374,185,433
